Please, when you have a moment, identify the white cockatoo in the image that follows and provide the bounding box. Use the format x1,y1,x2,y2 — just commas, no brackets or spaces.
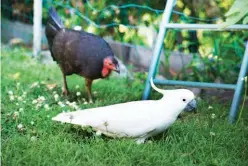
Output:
52,78,197,144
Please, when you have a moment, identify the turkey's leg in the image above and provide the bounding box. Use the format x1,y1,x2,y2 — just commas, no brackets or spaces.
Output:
62,73,69,95
85,79,93,103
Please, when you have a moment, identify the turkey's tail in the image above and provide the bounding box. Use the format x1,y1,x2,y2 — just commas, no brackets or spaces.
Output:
45,7,64,49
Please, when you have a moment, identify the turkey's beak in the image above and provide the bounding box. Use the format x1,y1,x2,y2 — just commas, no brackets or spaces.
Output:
114,64,120,74
184,99,197,112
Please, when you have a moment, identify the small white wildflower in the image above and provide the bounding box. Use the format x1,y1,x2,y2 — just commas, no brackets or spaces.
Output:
75,85,80,89
30,121,35,125
89,100,93,104
17,124,23,129
32,99,38,104
19,108,24,112
38,96,45,102
54,94,59,101
53,91,57,94
8,91,13,95
44,104,50,110
208,106,213,110
93,91,97,95
31,82,39,88
23,91,27,95
30,136,37,141
58,101,65,107
36,103,42,109
23,100,26,103
65,101,70,105
9,95,15,101
210,131,215,136
17,82,20,87
15,103,19,106
18,96,23,101
211,113,216,119
147,140,153,144
13,111,19,117
47,115,50,118
76,92,81,96
95,130,102,136
30,82,39,88
84,101,88,105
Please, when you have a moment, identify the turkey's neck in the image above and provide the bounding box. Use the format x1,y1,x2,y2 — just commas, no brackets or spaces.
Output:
102,67,112,78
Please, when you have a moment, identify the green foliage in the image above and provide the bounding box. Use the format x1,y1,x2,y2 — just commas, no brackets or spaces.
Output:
221,0,248,28
1,46,248,166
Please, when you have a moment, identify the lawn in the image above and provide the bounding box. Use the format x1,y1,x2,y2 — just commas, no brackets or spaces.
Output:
1,47,248,166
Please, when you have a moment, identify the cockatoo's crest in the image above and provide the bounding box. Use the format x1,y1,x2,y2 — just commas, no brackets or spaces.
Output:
150,78,167,95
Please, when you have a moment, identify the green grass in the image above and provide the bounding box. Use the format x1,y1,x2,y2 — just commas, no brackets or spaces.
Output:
1,47,248,166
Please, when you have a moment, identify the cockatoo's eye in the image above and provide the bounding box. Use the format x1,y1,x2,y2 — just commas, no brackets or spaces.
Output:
182,98,186,102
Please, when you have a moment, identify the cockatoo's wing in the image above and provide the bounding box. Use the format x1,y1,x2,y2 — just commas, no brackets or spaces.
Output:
52,100,172,138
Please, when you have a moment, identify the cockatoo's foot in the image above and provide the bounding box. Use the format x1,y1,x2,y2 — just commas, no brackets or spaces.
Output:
136,137,147,144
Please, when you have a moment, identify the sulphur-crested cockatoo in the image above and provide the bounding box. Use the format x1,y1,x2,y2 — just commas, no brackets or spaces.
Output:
52,78,196,144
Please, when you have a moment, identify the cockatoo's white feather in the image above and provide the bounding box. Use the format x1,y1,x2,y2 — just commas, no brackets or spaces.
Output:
52,78,196,143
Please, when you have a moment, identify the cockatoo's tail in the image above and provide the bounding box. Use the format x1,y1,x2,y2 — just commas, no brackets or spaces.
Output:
52,78,197,144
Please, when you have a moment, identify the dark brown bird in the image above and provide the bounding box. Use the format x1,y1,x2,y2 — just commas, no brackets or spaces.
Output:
45,8,120,103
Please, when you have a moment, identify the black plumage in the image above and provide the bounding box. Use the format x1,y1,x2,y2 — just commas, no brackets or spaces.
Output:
45,8,119,102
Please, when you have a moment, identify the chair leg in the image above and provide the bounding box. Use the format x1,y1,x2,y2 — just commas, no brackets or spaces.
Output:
142,0,175,100
229,43,248,123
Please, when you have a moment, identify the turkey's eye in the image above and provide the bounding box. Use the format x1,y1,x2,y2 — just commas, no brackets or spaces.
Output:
182,98,186,102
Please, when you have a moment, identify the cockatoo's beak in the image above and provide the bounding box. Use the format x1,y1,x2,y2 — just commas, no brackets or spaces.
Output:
184,99,197,112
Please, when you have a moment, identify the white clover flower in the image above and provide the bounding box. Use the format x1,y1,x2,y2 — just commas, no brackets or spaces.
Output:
44,104,50,110
76,92,81,96
19,108,24,112
58,101,65,107
35,103,42,109
96,130,102,136
54,94,59,101
31,82,39,88
32,99,38,104
17,124,23,129
75,85,80,89
31,121,35,125
30,136,37,141
8,91,13,95
211,113,216,119
9,95,15,101
210,131,215,136
38,96,45,102
208,106,213,110
18,96,23,101
13,111,19,117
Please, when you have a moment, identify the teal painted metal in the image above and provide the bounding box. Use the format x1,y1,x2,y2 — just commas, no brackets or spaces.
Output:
142,0,175,100
229,43,248,123
163,23,248,30
142,0,248,123
154,79,236,90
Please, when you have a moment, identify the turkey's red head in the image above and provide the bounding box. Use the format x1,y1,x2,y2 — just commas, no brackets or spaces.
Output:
102,56,120,77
